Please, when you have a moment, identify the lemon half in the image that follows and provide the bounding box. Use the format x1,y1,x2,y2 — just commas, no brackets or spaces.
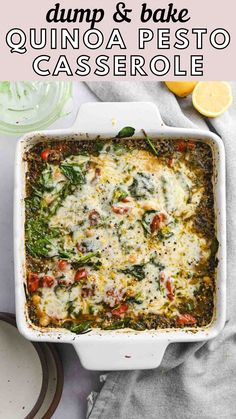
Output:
192,81,232,117
165,81,198,97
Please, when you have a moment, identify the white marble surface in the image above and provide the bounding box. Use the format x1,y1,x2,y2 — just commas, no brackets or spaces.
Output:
0,82,104,419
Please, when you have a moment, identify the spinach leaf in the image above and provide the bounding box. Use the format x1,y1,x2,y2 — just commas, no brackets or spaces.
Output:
210,236,219,267
64,320,93,334
126,296,143,305
66,300,81,318
93,139,104,155
61,162,86,185
128,321,146,331
25,217,60,258
116,126,135,138
160,176,169,209
145,136,159,157
150,256,165,271
210,236,219,257
39,164,54,192
54,284,68,297
71,251,100,267
25,195,42,214
87,259,102,270
49,182,73,215
116,220,125,243
27,165,74,218
121,264,146,280
129,172,154,199
157,230,174,241
57,249,101,266
26,165,55,215
141,210,156,234
128,178,139,198
185,301,195,312
113,187,128,202
112,142,128,155
102,320,127,330
102,318,146,331
57,249,76,260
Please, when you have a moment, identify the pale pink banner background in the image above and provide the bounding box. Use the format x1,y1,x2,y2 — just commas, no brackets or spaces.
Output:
0,0,235,80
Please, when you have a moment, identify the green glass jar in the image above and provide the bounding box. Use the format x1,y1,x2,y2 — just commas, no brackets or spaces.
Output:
0,81,72,135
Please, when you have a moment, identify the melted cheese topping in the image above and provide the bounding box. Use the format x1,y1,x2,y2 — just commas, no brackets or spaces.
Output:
32,145,212,325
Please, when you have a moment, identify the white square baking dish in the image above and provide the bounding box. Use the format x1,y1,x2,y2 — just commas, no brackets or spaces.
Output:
14,102,226,370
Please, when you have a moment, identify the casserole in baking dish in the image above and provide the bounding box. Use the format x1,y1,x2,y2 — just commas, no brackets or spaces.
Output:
25,137,216,333
15,102,226,370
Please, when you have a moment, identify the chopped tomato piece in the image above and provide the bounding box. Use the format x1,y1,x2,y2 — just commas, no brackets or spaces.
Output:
95,167,101,177
121,197,131,203
166,278,174,301
112,304,129,316
176,141,186,152
42,275,54,288
27,272,40,293
158,213,166,222
150,214,160,232
112,206,129,215
40,149,50,161
75,268,88,281
187,140,196,149
167,292,174,301
91,167,101,183
177,313,197,325
58,260,68,271
81,287,94,298
76,243,85,253
159,271,165,282
89,210,101,225
176,140,195,152
167,157,174,167
150,213,166,233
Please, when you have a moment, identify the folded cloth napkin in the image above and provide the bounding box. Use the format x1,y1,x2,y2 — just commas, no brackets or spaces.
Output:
86,81,236,419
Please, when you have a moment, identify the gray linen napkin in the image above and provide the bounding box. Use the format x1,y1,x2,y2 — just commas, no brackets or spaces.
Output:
86,81,236,419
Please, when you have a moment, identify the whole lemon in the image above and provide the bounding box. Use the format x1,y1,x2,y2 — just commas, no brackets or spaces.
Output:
165,81,198,97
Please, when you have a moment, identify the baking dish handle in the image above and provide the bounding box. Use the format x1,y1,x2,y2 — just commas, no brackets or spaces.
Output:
73,339,168,371
72,102,164,134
